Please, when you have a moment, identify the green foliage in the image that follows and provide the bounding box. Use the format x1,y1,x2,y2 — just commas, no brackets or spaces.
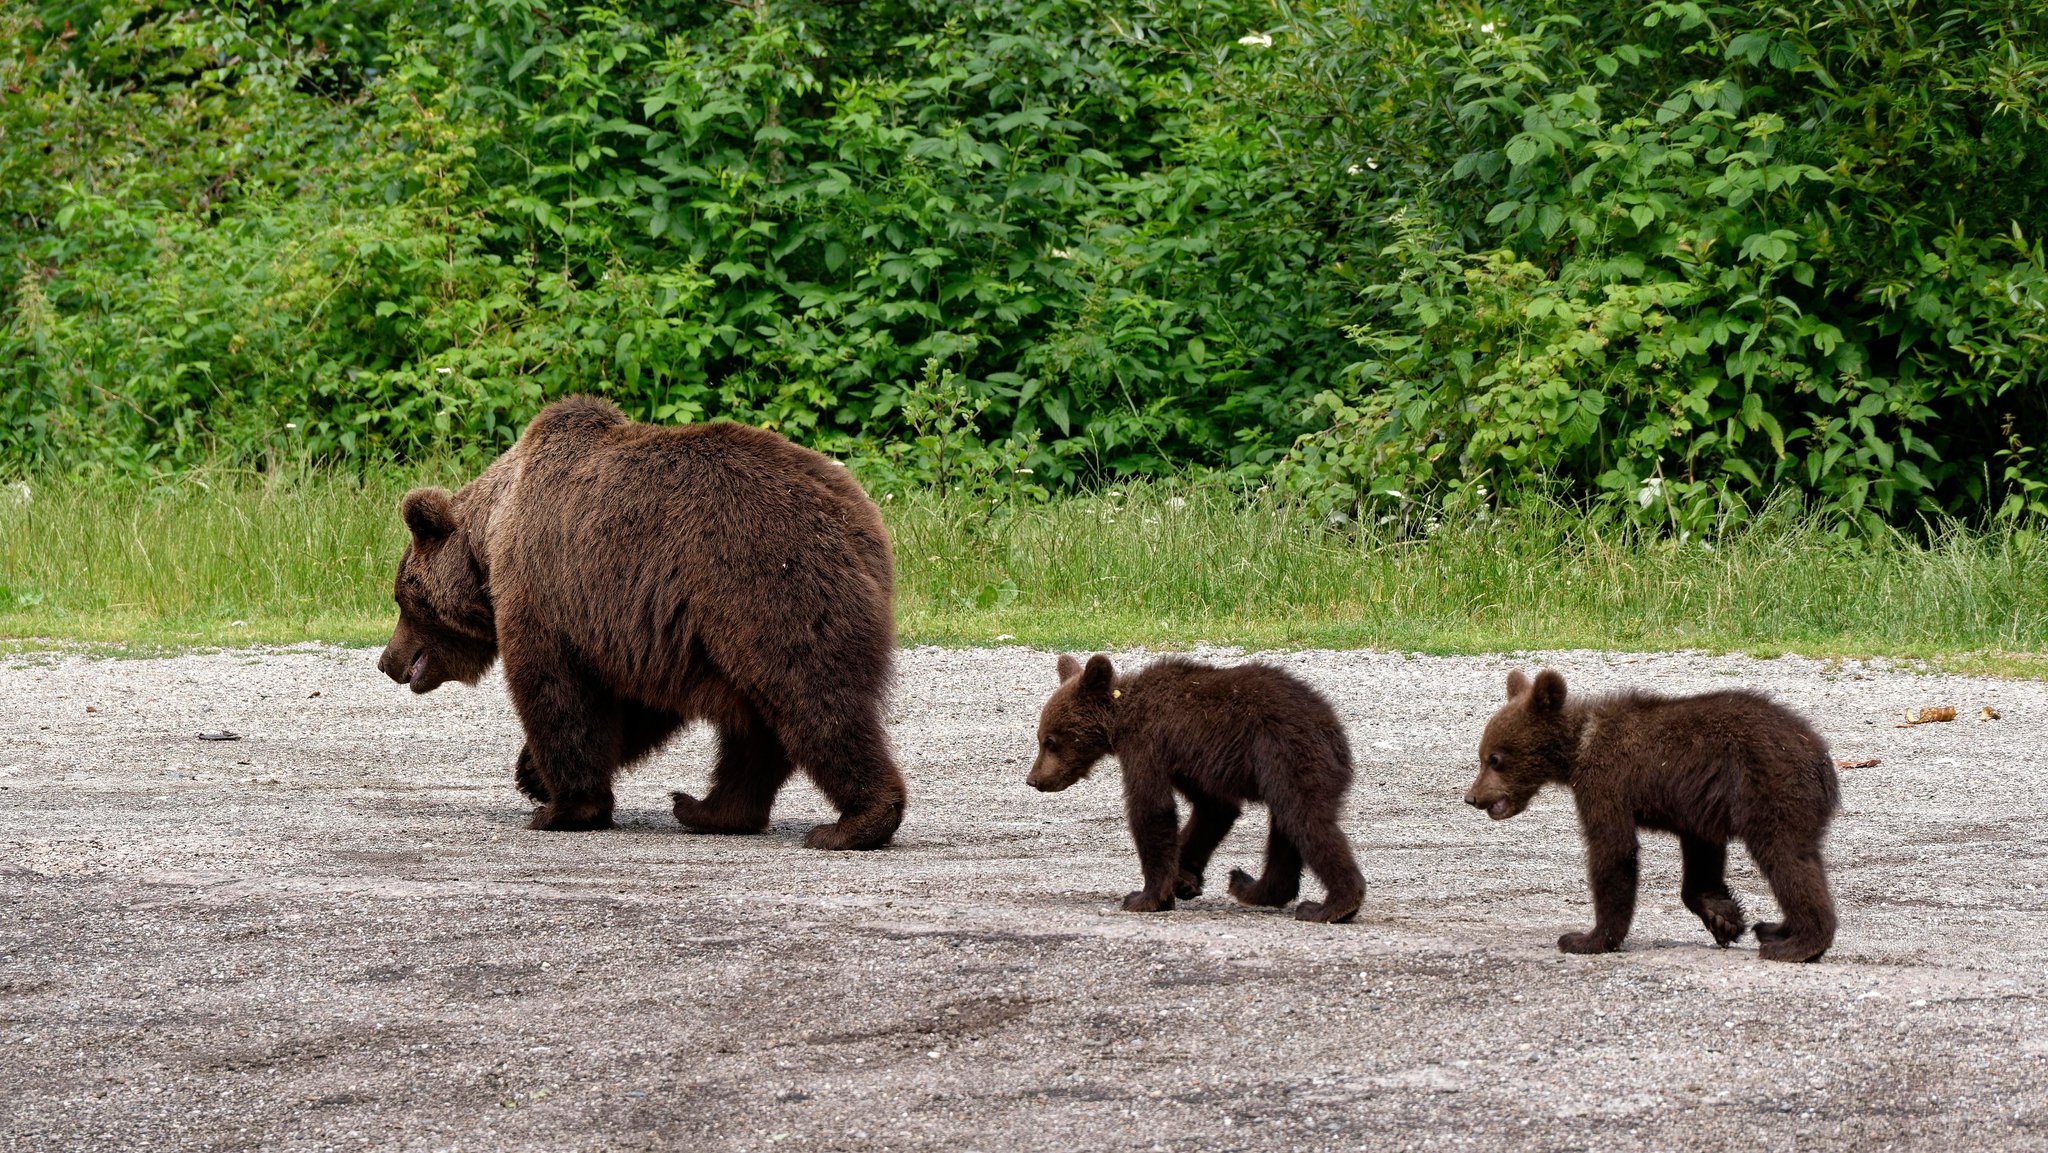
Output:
3,0,2046,527
1275,0,2048,531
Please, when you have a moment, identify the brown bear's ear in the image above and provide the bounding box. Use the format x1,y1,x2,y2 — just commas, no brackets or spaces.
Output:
401,487,458,545
1505,669,1530,700
1529,668,1567,713
1079,654,1116,697
1056,653,1081,682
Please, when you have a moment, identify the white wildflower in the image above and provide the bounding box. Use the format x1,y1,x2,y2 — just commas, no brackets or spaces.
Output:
1014,467,1034,475
1048,248,1073,260
1636,476,1664,508
1238,31,1272,47
1367,158,1379,169
436,366,453,375
1480,21,1497,34
284,423,298,430
1166,496,1187,509
995,633,1016,642
12,482,30,506
1348,164,1364,176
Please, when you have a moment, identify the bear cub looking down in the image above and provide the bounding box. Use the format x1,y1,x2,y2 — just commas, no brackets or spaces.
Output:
1028,654,1365,923
1467,669,1840,961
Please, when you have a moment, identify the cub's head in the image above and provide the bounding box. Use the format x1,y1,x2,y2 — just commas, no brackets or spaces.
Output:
1467,668,1575,820
377,487,498,694
1026,654,1119,792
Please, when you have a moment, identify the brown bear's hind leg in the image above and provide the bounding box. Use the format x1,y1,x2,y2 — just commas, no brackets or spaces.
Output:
1680,834,1747,946
1174,790,1240,899
673,722,794,835
786,712,906,850
1285,812,1364,924
1228,825,1303,909
1748,835,1836,962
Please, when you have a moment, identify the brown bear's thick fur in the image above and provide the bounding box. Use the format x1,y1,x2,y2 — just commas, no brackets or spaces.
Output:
1467,669,1840,961
1028,654,1365,923
376,396,907,849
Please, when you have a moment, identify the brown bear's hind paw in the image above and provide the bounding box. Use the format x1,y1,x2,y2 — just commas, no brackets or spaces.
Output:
1293,898,1358,925
529,803,614,832
1557,930,1619,955
1174,869,1204,900
1756,928,1829,963
1225,867,1298,909
1753,920,1788,943
1699,895,1748,947
1121,890,1173,913
513,750,551,804
671,791,769,836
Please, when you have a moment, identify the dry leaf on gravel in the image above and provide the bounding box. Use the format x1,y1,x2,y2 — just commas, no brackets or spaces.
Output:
1980,706,2000,721
1896,706,1957,727
1836,758,1882,770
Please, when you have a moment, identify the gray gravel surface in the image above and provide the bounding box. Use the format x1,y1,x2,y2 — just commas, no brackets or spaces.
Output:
2,645,2045,1153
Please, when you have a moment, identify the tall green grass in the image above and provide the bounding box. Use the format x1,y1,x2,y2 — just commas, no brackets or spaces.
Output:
1,473,2042,669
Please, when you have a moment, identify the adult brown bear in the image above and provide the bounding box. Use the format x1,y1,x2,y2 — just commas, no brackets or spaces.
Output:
376,396,907,849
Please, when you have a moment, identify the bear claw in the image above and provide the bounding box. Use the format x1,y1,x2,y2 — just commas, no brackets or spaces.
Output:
1557,930,1619,955
1698,895,1748,947
1225,867,1297,908
1121,890,1173,913
1174,870,1204,900
1294,899,1358,924
529,804,614,832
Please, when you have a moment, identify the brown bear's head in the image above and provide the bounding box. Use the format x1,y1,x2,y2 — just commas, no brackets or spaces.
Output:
377,487,499,694
1027,653,1119,792
1467,668,1576,820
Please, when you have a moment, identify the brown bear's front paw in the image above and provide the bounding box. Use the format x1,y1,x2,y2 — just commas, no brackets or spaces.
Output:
1293,898,1359,925
1226,867,1298,909
1557,930,1619,955
513,747,551,804
1121,890,1173,913
1753,920,1788,944
529,803,614,832
801,820,893,851
1699,895,1748,947
1174,869,1204,900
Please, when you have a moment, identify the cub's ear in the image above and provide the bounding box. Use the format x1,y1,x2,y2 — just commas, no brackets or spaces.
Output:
401,487,458,545
1056,653,1082,682
1529,668,1567,713
1505,669,1530,700
1079,654,1116,697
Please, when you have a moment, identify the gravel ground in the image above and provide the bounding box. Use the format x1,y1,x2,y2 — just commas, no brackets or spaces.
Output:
1,644,2045,1153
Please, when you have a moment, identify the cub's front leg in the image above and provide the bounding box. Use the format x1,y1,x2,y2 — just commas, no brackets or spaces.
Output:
1121,780,1182,913
1561,815,1640,954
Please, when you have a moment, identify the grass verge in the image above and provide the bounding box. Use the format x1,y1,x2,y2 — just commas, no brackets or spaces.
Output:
1,473,2042,674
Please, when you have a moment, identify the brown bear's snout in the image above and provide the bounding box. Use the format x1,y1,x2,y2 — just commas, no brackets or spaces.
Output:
1465,770,1523,820
1027,756,1074,792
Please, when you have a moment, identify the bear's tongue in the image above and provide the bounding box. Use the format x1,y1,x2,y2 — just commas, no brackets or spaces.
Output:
1488,799,1512,820
407,652,428,683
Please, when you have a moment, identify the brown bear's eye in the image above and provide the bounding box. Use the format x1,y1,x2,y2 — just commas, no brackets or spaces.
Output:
1487,752,1503,768
1043,736,1058,750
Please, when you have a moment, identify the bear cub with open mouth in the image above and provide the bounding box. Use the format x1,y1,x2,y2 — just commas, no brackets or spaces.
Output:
1467,668,1840,961
1028,654,1365,923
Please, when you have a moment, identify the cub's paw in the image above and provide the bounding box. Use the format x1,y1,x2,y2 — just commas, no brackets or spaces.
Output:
1294,899,1359,925
1226,868,1297,909
1174,869,1204,900
1698,895,1748,947
1121,891,1173,913
1557,930,1618,955
1753,921,1789,944
529,803,613,832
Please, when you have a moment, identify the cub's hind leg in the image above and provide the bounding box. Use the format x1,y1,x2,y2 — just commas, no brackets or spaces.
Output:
1748,832,1836,962
1228,824,1303,909
1680,834,1747,946
1173,788,1240,899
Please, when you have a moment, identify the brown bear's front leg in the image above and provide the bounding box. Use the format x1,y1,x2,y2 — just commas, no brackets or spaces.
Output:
1561,817,1639,954
504,642,617,832
1172,789,1240,899
1121,782,1181,912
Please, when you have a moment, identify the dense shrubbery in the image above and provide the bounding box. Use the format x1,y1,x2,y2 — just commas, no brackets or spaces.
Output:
3,0,2045,529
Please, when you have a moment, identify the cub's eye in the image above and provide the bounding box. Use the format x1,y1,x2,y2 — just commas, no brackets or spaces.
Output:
1043,736,1059,750
1487,752,1504,768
